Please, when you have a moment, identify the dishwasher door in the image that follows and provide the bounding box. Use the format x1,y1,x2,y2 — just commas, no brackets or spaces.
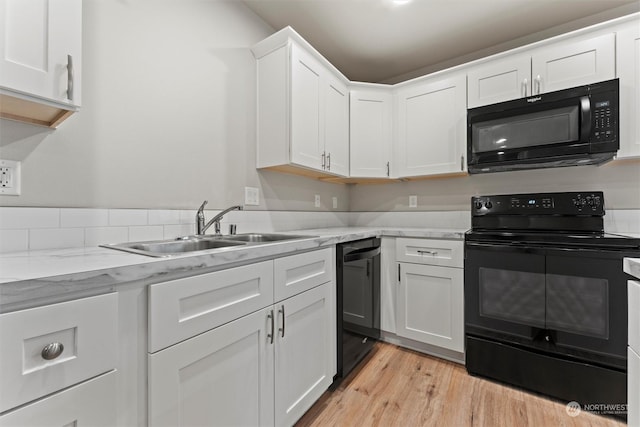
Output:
335,238,381,382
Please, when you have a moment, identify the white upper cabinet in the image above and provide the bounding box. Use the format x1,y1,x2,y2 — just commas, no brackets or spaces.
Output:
467,32,615,108
290,45,324,171
467,54,531,108
396,72,467,177
530,33,614,94
616,22,640,159
0,0,82,127
254,29,349,177
350,86,393,178
323,74,350,176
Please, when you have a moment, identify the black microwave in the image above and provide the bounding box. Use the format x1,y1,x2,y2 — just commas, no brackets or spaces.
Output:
467,79,619,174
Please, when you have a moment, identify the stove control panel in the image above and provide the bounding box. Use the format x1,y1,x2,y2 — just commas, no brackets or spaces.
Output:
472,191,604,216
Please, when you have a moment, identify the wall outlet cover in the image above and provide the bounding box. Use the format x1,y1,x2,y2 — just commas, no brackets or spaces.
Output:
315,194,321,208
0,159,21,196
244,187,259,206
332,196,338,209
409,195,418,208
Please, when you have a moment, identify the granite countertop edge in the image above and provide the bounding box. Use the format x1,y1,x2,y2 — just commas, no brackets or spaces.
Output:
0,227,467,313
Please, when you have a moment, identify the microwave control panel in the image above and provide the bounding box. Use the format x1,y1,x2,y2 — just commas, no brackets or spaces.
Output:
592,90,618,143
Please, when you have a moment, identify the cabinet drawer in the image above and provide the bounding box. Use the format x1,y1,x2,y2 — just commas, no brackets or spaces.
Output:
148,261,274,353
0,371,117,427
274,248,333,301
396,238,463,268
630,280,640,352
0,293,118,412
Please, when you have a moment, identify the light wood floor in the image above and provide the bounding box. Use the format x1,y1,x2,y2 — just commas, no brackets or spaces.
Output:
296,342,625,427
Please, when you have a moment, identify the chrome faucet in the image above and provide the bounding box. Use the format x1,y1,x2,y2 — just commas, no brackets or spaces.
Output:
196,201,243,235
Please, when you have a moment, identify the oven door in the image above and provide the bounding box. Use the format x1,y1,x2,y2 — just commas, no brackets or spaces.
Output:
464,242,545,345
465,241,628,369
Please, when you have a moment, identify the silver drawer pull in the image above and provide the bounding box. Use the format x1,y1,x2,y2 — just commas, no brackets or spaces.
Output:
41,342,64,360
417,250,438,256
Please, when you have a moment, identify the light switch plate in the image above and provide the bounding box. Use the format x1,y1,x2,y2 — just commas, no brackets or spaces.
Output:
0,159,21,196
244,187,259,206
332,197,338,209
409,195,417,208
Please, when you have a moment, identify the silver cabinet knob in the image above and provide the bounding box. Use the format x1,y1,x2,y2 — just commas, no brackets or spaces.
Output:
41,342,64,360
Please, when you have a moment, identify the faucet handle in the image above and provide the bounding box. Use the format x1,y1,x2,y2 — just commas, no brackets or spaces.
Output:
198,200,208,212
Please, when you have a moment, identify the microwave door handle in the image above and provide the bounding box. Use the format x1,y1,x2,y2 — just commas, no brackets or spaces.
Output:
580,96,592,142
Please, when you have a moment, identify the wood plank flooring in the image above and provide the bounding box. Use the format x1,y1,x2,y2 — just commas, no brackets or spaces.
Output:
296,342,625,427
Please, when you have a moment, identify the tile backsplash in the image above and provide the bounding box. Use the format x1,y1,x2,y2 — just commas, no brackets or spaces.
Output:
0,207,350,253
0,206,638,253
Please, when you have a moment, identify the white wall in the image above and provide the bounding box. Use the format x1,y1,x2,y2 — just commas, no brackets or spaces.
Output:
0,0,349,211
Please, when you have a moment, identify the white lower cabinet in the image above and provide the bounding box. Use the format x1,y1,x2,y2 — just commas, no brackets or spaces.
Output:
396,262,464,352
149,282,333,427
275,282,333,427
148,307,274,427
0,371,117,427
629,279,640,427
148,248,335,427
630,346,640,427
393,238,464,354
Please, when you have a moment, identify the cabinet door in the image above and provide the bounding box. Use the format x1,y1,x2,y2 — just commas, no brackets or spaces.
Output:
397,263,463,352
467,54,531,108
324,74,349,176
630,280,640,352
290,43,324,171
531,33,614,95
0,372,116,427
0,0,81,106
630,347,640,427
148,308,274,427
617,24,640,159
275,282,334,427
350,88,393,178
396,73,467,177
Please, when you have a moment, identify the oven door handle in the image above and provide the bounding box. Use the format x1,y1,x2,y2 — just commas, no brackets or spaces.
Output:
465,241,545,254
343,247,381,263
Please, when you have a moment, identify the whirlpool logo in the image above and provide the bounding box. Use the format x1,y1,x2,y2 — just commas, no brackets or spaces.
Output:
527,96,542,103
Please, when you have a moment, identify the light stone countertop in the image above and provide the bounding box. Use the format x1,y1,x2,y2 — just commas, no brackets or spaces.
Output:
0,227,466,313
625,258,640,281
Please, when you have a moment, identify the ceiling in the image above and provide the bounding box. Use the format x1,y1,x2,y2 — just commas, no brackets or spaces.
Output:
242,0,640,83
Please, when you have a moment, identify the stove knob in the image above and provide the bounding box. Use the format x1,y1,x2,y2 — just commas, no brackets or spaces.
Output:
485,201,493,209
474,201,483,210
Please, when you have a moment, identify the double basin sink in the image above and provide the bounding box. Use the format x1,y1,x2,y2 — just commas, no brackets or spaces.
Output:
101,233,317,257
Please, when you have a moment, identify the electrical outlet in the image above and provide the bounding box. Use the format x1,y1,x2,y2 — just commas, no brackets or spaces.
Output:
244,187,259,206
409,195,417,208
315,194,321,208
0,159,21,196
332,196,338,209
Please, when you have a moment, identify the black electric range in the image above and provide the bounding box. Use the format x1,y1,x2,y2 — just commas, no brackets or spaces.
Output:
464,191,639,420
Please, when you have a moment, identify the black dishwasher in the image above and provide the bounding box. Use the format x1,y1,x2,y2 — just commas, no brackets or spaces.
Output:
335,238,381,382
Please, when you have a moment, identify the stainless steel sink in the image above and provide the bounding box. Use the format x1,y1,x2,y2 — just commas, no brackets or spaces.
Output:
101,236,246,257
223,233,316,243
100,233,317,257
